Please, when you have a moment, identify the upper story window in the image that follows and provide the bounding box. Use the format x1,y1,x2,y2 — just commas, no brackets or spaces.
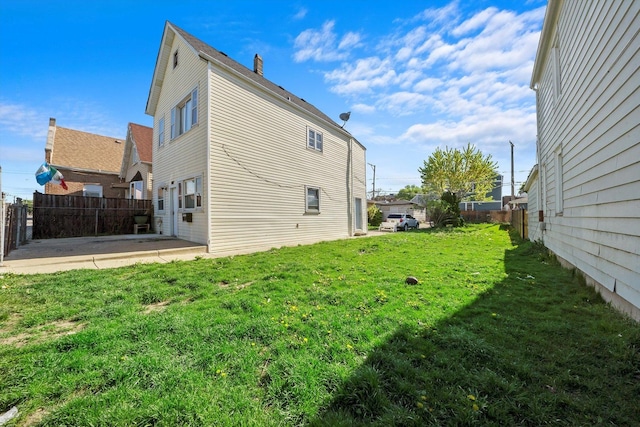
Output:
308,127,323,152
173,50,179,68
552,35,562,104
171,88,198,140
158,116,165,147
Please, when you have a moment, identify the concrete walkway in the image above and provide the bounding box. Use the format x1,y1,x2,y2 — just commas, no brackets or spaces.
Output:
0,231,388,275
0,234,207,275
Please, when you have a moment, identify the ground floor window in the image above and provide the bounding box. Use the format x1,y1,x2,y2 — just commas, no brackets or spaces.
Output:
157,187,165,211
306,186,320,213
130,181,143,199
83,184,102,198
178,176,202,210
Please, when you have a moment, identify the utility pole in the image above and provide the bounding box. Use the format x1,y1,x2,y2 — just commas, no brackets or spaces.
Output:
368,163,376,199
509,141,515,202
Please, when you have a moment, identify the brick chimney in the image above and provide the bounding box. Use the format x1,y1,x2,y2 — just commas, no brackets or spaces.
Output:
254,54,263,76
45,117,57,163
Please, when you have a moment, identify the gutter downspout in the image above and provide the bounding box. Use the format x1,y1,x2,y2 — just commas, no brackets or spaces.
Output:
206,62,213,253
348,138,354,237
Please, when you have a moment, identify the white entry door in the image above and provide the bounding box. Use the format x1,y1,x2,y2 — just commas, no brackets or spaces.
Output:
171,187,178,237
355,197,363,230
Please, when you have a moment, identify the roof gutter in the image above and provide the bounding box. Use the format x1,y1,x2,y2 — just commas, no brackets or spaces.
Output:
530,0,563,89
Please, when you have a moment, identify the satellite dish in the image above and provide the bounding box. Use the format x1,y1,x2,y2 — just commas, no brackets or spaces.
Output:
339,111,351,128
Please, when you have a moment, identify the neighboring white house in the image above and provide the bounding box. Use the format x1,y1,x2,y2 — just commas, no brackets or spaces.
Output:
145,22,367,255
119,123,153,200
529,0,640,320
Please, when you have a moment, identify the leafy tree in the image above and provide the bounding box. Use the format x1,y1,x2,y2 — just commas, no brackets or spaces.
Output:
396,185,421,201
419,144,496,226
367,204,383,226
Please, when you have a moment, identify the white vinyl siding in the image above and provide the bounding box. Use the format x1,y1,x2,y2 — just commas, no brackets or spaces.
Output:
151,33,208,242
207,62,366,255
532,0,640,317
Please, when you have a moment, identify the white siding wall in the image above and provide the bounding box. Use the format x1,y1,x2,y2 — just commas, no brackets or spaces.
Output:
207,65,366,255
152,35,209,243
534,0,640,317
524,167,544,242
352,139,368,233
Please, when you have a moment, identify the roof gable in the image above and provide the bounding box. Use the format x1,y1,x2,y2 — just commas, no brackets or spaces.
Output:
49,126,125,173
129,123,153,163
145,22,352,139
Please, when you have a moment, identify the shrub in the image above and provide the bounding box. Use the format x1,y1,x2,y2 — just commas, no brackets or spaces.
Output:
367,205,382,226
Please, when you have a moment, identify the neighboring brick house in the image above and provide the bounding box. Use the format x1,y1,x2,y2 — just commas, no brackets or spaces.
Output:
119,123,153,200
44,118,126,198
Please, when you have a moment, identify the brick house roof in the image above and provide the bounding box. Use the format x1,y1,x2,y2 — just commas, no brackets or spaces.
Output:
48,124,125,173
129,123,153,163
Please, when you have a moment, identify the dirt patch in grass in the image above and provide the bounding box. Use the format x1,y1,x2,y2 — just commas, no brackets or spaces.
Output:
143,300,171,314
21,407,49,427
0,318,84,348
218,281,254,289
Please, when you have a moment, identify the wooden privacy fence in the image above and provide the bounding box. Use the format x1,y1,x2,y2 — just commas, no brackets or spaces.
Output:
460,210,511,224
33,192,153,239
2,199,29,257
511,208,528,240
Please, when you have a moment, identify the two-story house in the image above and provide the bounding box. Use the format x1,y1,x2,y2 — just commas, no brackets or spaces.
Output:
145,22,367,255
528,0,639,320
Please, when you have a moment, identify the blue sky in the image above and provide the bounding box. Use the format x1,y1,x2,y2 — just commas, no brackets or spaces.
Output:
0,0,546,202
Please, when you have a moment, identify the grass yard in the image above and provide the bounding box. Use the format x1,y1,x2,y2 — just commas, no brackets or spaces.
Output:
1,224,639,426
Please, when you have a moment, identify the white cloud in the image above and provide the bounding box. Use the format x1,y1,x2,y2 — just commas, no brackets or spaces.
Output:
413,2,460,28
352,103,376,114
378,91,433,116
293,1,544,189
292,7,307,20
324,57,396,95
293,20,362,62
414,77,442,92
0,102,48,140
401,107,536,152
452,7,498,36
338,31,362,50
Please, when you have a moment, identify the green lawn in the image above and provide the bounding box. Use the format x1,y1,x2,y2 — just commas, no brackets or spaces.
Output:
1,224,638,426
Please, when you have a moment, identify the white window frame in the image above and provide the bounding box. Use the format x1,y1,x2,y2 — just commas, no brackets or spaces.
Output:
158,116,165,147
305,186,320,213
555,148,563,215
83,184,103,198
171,88,198,140
130,181,143,200
307,127,323,152
552,36,562,105
179,176,203,211
157,186,165,212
